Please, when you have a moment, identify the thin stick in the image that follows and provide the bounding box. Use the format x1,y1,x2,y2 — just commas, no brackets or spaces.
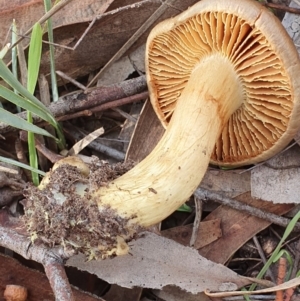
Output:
194,188,300,231
264,3,300,14
56,70,87,90
90,91,149,113
0,76,148,134
44,263,74,301
190,196,202,247
252,235,276,283
0,222,74,301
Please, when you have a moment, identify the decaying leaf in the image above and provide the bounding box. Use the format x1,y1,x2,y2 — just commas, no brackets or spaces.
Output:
199,193,294,264
67,232,253,294
251,145,300,203
161,219,222,249
0,0,112,44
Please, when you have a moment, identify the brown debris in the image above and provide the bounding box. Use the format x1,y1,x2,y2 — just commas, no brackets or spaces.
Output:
0,253,104,301
89,158,135,189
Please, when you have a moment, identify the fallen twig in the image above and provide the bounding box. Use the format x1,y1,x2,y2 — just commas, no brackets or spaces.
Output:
0,210,74,301
264,3,300,15
194,188,300,231
253,235,276,283
0,76,148,134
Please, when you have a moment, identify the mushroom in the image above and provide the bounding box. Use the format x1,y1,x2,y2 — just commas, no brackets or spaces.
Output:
24,0,300,259
4,285,28,301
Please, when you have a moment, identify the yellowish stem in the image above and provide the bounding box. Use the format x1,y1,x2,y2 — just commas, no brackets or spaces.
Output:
95,54,244,227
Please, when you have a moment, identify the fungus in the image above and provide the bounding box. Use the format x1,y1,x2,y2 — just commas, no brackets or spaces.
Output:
4,285,28,301
24,0,300,259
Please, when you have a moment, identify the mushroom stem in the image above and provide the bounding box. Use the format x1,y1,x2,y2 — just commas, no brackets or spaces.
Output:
95,54,244,226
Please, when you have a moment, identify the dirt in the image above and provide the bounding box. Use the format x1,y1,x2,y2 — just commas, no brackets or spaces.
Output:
23,160,139,260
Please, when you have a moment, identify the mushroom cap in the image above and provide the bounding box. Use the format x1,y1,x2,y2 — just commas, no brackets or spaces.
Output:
4,285,28,301
145,0,300,167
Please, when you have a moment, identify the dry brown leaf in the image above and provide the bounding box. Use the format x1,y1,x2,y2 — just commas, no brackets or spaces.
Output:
161,224,193,246
251,145,300,204
42,0,198,82
118,103,144,153
67,232,253,294
161,219,222,249
126,100,165,161
0,0,114,48
194,219,222,249
199,193,294,264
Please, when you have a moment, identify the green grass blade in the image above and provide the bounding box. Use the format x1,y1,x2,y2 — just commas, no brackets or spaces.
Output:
27,23,42,94
0,155,46,176
249,210,300,291
11,20,21,113
0,85,54,122
0,59,58,128
0,60,50,114
0,107,55,138
273,250,293,281
27,23,43,186
44,0,59,102
11,21,18,84
177,203,192,212
0,60,65,148
27,112,39,185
